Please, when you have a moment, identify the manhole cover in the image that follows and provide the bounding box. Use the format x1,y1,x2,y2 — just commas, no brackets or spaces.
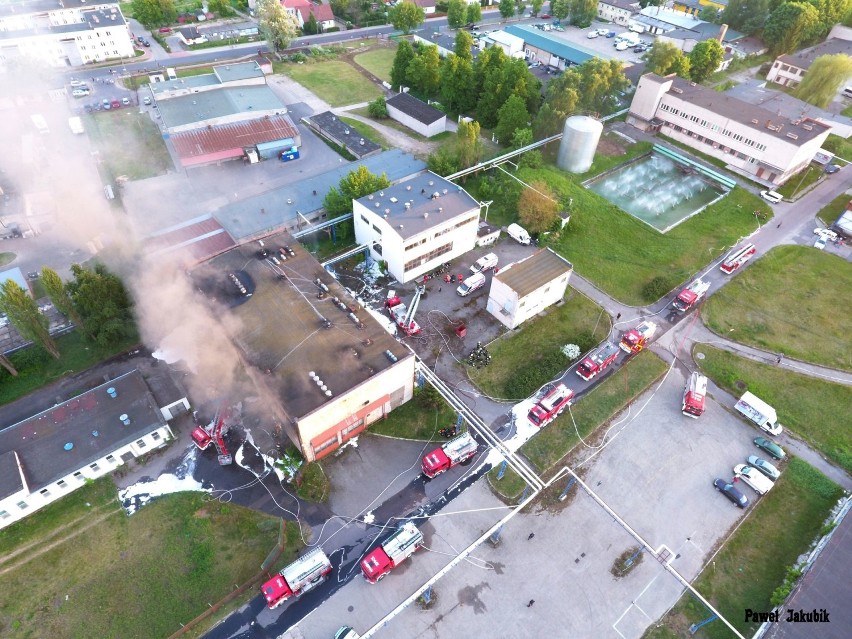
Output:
696,352,705,360
735,380,747,391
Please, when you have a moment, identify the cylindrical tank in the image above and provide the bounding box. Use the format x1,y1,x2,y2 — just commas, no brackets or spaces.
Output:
557,115,604,174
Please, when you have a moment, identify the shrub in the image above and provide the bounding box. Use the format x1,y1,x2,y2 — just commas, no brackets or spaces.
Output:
641,275,676,303
368,96,388,118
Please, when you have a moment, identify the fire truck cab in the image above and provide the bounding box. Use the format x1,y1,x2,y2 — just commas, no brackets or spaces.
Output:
261,548,333,609
619,320,657,354
422,431,478,477
682,371,708,418
576,341,620,381
361,522,424,583
528,383,574,427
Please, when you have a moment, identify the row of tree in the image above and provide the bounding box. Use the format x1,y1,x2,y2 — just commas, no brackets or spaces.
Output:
641,39,726,83
0,264,134,376
131,0,236,29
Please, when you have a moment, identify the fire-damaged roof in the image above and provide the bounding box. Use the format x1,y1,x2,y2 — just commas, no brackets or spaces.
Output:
170,115,300,166
143,214,236,264
494,248,573,299
0,370,166,498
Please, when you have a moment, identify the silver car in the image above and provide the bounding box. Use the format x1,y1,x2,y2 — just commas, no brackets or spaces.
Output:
748,455,781,481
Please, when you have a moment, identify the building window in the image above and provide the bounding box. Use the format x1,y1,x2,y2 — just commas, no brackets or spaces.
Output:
361,215,369,223
40,488,50,497
106,454,116,463
0,510,9,520
90,462,100,472
151,432,161,442
374,243,382,255
342,418,364,437
17,501,28,510
371,224,382,234
57,479,67,489
136,439,147,449
73,471,84,481
314,435,337,455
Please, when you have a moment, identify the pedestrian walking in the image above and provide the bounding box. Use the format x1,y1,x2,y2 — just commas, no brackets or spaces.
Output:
777,222,782,228
527,533,535,541
776,354,783,365
527,599,535,608
438,287,442,292
616,313,621,320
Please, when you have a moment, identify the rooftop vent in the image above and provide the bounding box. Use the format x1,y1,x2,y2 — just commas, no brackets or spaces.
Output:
64,442,74,451
360,138,365,145
390,197,398,203
385,208,390,214
802,124,813,131
751,119,759,124
375,202,380,208
786,132,798,140
406,185,412,191
368,194,374,199
92,430,99,437
385,350,398,363
383,213,388,218
433,192,440,199
399,224,404,229
442,189,448,194
438,207,443,213
424,212,429,219
404,202,411,210
107,387,117,398
671,87,683,94
428,181,434,186
119,414,131,426
344,129,349,134
379,191,384,197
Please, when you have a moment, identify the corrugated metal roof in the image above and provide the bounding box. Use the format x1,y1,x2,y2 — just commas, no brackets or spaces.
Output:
495,248,573,298
504,25,596,65
170,115,300,164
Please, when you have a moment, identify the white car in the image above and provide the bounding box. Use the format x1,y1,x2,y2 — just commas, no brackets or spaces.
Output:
597,28,610,36
814,237,827,250
615,41,630,51
587,31,599,39
734,464,774,495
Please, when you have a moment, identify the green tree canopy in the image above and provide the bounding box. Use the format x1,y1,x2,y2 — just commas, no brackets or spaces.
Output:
530,0,545,15
467,3,482,23
551,0,570,19
41,267,90,339
304,12,319,35
391,39,416,90
406,44,442,96
688,39,724,82
456,120,483,169
792,53,852,108
257,0,300,50
323,166,392,216
368,96,389,118
447,0,467,27
389,1,425,33
130,0,176,28
499,0,516,18
721,0,770,35
495,94,530,145
568,0,597,27
441,54,477,114
454,30,474,61
0,279,60,359
67,264,135,348
643,41,691,78
518,181,559,234
763,2,821,54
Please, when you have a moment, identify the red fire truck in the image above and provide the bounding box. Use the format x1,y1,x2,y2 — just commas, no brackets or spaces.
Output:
261,548,333,609
682,371,708,418
528,383,574,428
422,431,478,478
672,278,710,313
577,341,620,381
619,320,658,354
385,287,424,336
361,522,424,583
720,243,757,274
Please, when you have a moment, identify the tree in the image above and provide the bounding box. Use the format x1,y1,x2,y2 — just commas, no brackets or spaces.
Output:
454,30,474,61
67,264,135,348
551,0,570,20
698,6,721,23
721,0,770,35
0,353,17,377
512,127,533,149
368,96,389,118
406,45,442,96
763,2,821,54
495,94,530,145
391,39,416,90
208,0,234,17
323,166,391,217
257,0,299,51
499,0,516,19
0,280,60,359
638,0,665,8
467,3,482,24
568,0,597,27
427,147,461,176
456,120,483,169
130,0,176,28
688,39,724,82
447,0,467,28
441,54,476,113
530,0,545,15
304,12,319,35
389,1,425,34
792,54,852,108
41,267,90,339
518,181,559,234
643,41,690,78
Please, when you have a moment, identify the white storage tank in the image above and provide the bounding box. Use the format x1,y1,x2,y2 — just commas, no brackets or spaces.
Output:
557,115,603,174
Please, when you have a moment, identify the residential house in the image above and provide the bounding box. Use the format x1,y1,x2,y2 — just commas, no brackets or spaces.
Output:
766,38,852,88
597,0,639,27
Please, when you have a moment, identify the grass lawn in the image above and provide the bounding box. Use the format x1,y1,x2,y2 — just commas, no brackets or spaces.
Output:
487,465,529,501
702,245,852,371
0,330,140,406
649,459,843,639
296,462,330,502
694,345,852,472
351,106,452,143
370,386,457,440
354,48,396,82
822,134,852,161
469,289,611,400
816,192,850,226
85,110,172,180
521,350,668,473
776,164,823,199
517,165,770,305
339,116,391,149
0,482,294,638
0,252,15,267
841,104,852,118
283,60,382,107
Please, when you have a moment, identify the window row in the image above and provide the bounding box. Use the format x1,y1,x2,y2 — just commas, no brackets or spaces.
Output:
659,102,767,152
404,241,453,272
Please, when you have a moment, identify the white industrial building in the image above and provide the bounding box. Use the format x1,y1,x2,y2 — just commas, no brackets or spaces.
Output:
0,370,181,530
766,38,852,88
627,73,832,186
486,249,573,330
385,92,447,138
597,0,639,27
481,30,525,58
353,172,481,284
0,1,134,68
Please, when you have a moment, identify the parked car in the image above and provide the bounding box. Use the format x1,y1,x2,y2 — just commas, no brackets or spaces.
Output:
102,98,111,110
540,13,551,19
814,237,827,250
69,79,86,88
587,31,599,39
615,41,630,51
71,88,90,97
754,436,786,460
142,40,151,47
122,97,131,105
335,627,360,639
158,27,171,33
606,31,617,38
747,455,781,481
733,464,774,495
824,164,840,174
143,96,152,105
137,35,145,44
713,479,749,508
597,28,609,36
111,99,121,109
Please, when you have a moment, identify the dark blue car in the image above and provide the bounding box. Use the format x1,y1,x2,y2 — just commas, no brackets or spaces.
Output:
714,479,749,508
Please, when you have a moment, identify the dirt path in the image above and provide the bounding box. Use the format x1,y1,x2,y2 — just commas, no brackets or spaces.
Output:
330,107,438,157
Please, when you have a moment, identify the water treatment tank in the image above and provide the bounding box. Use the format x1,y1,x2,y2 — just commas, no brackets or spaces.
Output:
557,115,604,174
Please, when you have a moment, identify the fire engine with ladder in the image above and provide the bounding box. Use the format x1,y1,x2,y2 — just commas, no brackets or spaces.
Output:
361,522,424,583
682,372,708,418
528,383,574,428
672,278,711,313
422,431,478,478
261,547,333,609
385,285,425,336
619,320,658,354
720,243,757,274
577,341,621,381
190,404,234,465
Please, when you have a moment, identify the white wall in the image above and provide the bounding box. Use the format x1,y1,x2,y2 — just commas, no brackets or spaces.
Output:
486,270,571,329
386,103,446,138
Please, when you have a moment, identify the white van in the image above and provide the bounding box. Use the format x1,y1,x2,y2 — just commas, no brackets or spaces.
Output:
760,190,783,204
457,272,486,296
733,464,774,495
470,252,498,274
507,223,531,245
615,32,640,46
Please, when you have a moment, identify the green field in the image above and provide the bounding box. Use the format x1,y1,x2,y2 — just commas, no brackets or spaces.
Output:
353,48,396,82
649,459,843,639
515,165,770,305
521,350,668,472
0,252,15,267
776,164,823,198
0,480,298,638
695,345,852,472
85,110,172,181
816,192,849,226
702,245,852,371
370,385,456,440
283,60,382,107
339,116,391,149
470,288,611,400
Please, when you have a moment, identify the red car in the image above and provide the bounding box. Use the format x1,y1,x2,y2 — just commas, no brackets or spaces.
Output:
158,27,171,33
541,13,552,18
110,99,121,109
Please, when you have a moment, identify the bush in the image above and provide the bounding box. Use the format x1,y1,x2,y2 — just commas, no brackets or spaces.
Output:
505,349,567,397
641,275,676,303
520,150,544,169
368,96,388,118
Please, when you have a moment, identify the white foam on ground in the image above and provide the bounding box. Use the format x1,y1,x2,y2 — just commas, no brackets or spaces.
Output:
362,511,376,524
119,447,208,514
366,305,397,336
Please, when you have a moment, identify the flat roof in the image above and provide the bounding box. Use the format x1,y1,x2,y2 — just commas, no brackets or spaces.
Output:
150,75,221,95
157,85,287,130
723,79,843,130
308,111,382,157
0,370,166,497
504,25,598,65
416,31,479,58
193,233,412,420
386,93,445,125
494,248,573,298
777,38,852,70
213,61,265,83
170,114,300,163
0,0,118,17
84,7,124,29
355,172,479,241
0,266,29,295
